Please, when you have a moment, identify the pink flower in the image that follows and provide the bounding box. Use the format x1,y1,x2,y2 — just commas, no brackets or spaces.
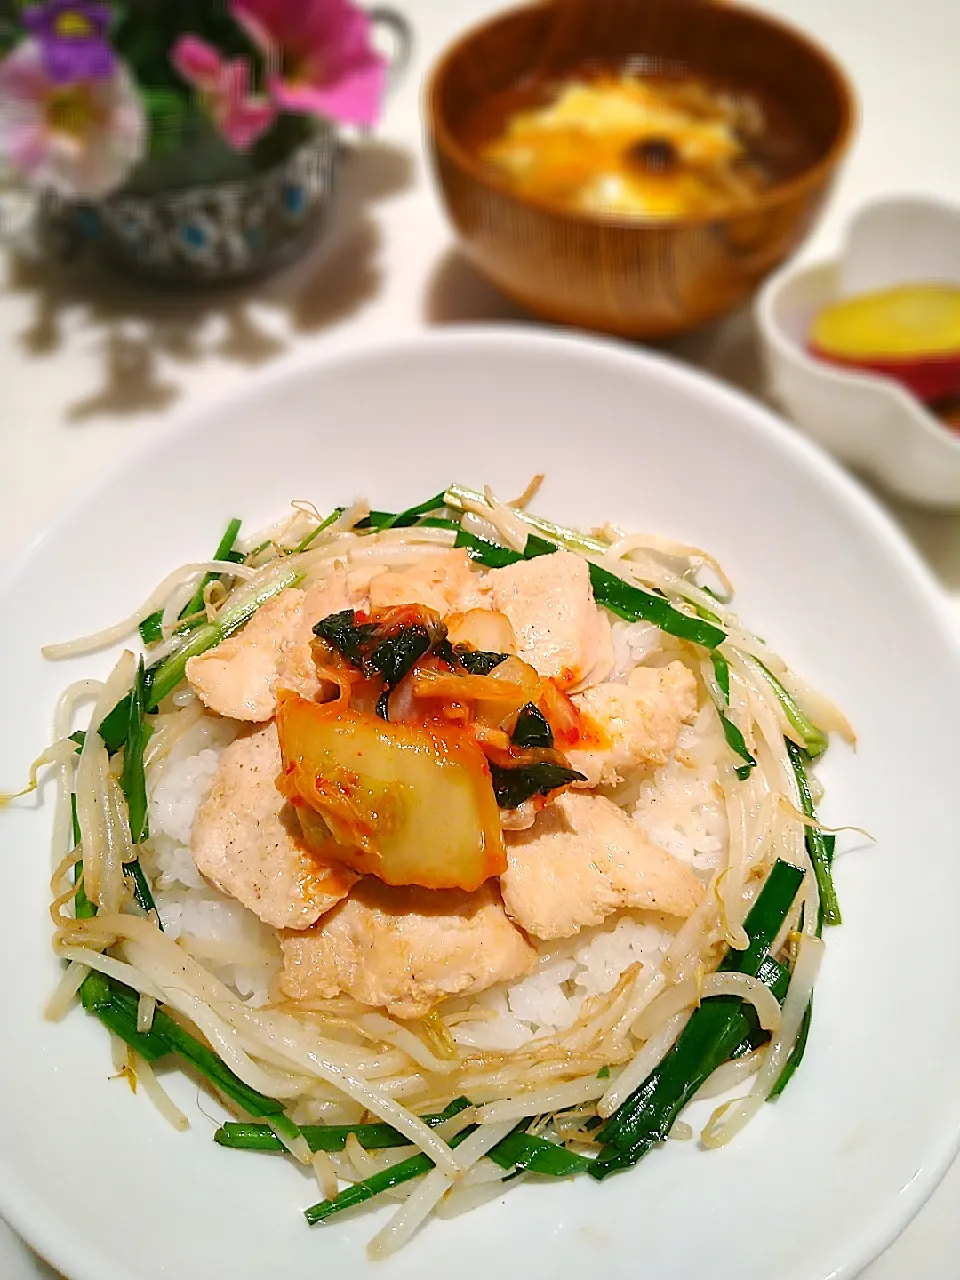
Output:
231,0,387,128
171,35,276,151
0,38,145,198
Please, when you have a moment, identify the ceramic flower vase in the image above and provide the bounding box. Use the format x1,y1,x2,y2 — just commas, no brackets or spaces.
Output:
0,4,411,288
84,118,339,285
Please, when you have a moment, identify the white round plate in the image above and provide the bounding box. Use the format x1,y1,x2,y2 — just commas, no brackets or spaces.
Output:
1,329,958,1280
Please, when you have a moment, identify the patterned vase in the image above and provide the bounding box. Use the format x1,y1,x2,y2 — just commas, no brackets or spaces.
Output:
0,7,411,289
85,124,338,287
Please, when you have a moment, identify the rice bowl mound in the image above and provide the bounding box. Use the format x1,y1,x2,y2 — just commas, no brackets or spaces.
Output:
34,482,850,1258
142,620,725,1048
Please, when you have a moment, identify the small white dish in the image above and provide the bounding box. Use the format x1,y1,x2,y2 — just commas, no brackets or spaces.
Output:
1,330,960,1280
756,195,960,507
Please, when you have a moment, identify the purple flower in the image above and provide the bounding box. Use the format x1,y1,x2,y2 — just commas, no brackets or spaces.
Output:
23,0,116,86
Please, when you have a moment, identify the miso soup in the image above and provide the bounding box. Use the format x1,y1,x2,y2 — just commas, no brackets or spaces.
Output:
468,66,817,219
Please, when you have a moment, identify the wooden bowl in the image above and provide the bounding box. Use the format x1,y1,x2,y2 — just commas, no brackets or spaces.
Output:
425,0,856,338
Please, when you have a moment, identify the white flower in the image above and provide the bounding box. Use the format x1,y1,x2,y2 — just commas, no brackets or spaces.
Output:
0,39,146,199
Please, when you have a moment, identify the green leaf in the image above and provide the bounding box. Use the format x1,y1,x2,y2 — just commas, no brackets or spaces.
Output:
126,859,162,927
454,529,525,569
71,795,96,922
85,977,290,1121
711,651,731,703
141,87,189,158
354,511,393,529
453,647,509,676
83,985,169,1062
305,1128,476,1224
297,507,344,553
215,1099,473,1153
119,658,151,844
487,1132,590,1177
79,969,110,1012
768,997,813,1100
511,703,554,750
787,741,841,928
313,610,379,668
0,18,21,54
521,533,565,559
592,861,805,1169
718,711,756,780
314,609,443,719
489,760,586,809
443,486,608,556
727,955,792,1062
371,626,435,719
762,665,828,758
178,518,243,623
142,523,247,649
303,1122,589,1225
524,533,725,648
587,562,725,648
362,492,449,532
138,611,164,646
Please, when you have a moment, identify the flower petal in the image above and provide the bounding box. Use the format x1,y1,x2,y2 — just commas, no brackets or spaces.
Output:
229,1,279,59
218,97,277,151
270,51,386,126
226,0,388,126
219,59,248,101
171,35,224,93
195,55,276,152
0,39,55,103
304,2,374,65
68,62,146,196
10,57,148,198
0,42,51,177
0,118,48,178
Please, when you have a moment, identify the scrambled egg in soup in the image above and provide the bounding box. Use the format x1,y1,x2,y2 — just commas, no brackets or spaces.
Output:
480,74,770,218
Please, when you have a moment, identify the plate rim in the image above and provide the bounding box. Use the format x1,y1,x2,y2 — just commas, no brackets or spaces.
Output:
2,325,959,1280
5,325,958,642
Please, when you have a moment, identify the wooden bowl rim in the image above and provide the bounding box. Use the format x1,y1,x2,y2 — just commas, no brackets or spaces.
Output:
425,0,858,231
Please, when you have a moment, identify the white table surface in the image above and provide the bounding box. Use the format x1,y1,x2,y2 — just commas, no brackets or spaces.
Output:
1,1,958,1275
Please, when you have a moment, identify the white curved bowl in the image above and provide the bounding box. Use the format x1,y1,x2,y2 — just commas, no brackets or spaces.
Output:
756,195,960,507
1,329,959,1280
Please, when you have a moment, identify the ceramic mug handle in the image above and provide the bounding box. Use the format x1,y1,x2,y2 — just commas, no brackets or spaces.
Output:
368,6,414,92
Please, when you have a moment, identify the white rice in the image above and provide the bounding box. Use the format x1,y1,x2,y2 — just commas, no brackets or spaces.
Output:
608,620,665,681
450,914,677,1051
143,727,280,1007
136,620,726,1041
150,748,223,849
632,706,727,872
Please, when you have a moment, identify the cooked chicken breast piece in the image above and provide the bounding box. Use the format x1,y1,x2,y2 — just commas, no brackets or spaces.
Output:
368,549,490,616
567,661,698,788
185,571,350,722
191,722,357,930
501,791,703,940
485,551,612,689
279,879,537,1019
